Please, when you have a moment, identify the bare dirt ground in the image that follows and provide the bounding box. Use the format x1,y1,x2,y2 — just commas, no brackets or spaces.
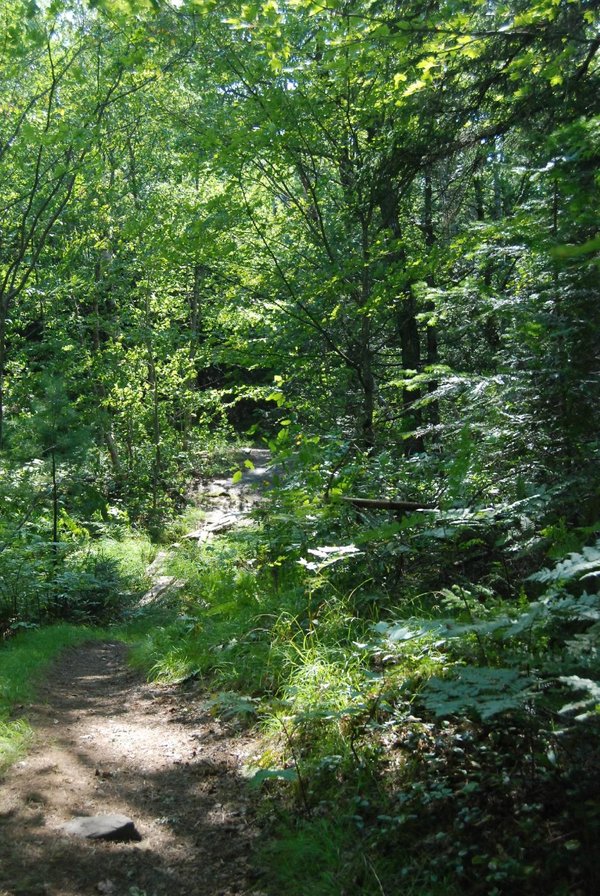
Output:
0,641,264,896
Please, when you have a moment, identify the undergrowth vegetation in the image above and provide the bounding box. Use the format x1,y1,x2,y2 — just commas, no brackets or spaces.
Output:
1,434,598,895
0,470,155,634
122,450,600,896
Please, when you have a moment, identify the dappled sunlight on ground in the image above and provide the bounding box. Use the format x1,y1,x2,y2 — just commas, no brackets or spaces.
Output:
0,642,264,896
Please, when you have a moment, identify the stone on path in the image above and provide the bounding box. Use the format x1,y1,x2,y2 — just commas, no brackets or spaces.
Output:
61,813,142,842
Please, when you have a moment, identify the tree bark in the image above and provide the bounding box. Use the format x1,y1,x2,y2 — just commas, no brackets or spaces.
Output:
51,446,59,559
423,174,439,428
376,177,424,453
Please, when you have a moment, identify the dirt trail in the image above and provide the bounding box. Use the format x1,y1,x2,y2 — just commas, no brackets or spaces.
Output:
0,641,264,896
143,448,275,604
0,449,276,896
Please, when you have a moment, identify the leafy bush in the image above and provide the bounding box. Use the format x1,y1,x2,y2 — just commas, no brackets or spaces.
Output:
50,554,126,623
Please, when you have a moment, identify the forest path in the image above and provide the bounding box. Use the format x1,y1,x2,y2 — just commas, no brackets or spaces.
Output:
0,449,276,896
0,641,263,896
144,447,276,602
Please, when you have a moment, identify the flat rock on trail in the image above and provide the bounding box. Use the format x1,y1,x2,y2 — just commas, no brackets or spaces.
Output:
0,641,263,896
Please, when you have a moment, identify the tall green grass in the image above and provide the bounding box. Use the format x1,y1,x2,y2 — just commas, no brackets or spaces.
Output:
127,529,372,703
82,533,156,581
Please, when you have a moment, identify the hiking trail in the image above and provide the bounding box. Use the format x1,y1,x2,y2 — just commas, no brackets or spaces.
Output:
0,449,276,896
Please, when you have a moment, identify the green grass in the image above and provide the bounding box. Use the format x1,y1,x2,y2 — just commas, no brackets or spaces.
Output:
0,717,33,773
126,529,376,708
256,816,458,896
73,532,156,583
257,818,352,896
127,532,286,689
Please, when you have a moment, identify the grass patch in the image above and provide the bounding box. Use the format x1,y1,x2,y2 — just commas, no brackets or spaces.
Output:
0,718,33,773
126,529,372,703
257,817,352,896
256,816,457,896
127,531,289,691
87,533,156,582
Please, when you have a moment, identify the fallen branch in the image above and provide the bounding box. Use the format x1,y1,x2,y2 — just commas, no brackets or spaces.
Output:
338,496,437,512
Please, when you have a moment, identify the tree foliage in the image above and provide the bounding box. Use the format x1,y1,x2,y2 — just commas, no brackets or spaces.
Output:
1,1,599,892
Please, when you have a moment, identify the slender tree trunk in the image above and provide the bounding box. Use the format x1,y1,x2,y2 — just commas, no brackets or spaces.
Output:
190,263,201,347
104,429,123,479
182,261,204,442
51,447,59,559
360,320,376,451
424,174,439,428
126,414,134,469
358,220,376,451
551,177,570,460
474,167,500,359
377,182,424,453
144,291,161,525
398,295,424,454
92,247,123,486
492,138,505,221
152,367,161,511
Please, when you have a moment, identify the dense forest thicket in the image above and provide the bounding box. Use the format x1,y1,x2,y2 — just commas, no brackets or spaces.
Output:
1,1,599,893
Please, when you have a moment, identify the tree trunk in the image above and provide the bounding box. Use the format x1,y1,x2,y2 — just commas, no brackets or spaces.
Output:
377,181,424,453
51,447,59,559
144,288,162,527
182,261,204,442
339,496,436,512
424,174,439,428
398,292,424,454
358,220,375,451
104,428,123,480
360,334,376,451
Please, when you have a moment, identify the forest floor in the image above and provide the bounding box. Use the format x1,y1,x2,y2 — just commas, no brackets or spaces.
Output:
0,449,275,896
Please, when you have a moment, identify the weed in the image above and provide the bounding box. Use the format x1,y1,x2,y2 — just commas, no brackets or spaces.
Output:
0,718,32,774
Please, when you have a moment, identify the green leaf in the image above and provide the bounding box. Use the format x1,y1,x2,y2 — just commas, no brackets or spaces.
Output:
266,391,285,406
558,677,600,720
353,522,401,544
422,667,534,721
551,234,600,258
530,541,600,585
250,767,298,786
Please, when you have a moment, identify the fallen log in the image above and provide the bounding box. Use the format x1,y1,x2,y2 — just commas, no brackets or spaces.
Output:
339,496,437,512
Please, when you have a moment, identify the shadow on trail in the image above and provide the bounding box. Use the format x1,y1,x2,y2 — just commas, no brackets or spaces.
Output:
0,642,262,896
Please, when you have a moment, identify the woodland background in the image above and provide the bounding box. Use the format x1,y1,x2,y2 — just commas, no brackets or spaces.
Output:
0,1,599,894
